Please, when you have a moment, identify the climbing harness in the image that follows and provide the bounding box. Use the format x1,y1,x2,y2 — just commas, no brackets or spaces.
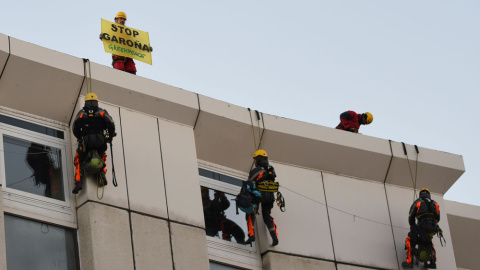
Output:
256,180,279,192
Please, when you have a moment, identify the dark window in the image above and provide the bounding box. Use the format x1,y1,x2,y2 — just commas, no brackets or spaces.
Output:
4,215,77,270
3,135,65,201
201,186,248,244
210,261,244,270
0,114,64,139
199,168,243,187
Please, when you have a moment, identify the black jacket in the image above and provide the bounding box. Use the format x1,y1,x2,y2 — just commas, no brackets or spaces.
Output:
73,106,116,140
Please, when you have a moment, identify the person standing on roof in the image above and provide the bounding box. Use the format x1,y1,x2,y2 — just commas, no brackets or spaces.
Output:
336,111,373,133
402,188,440,269
244,149,279,246
72,93,116,194
100,12,137,75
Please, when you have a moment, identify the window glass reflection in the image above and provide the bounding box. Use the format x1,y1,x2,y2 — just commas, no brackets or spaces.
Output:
210,261,243,270
4,135,65,201
201,186,247,244
4,215,77,270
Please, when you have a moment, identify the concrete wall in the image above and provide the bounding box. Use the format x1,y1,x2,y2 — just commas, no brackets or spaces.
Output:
445,200,480,270
0,187,7,270
0,31,476,270
72,97,208,270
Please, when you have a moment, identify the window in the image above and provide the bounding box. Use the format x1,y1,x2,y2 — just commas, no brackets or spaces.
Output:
199,162,262,270
0,112,74,224
210,261,244,270
201,186,247,244
4,135,65,201
4,215,77,270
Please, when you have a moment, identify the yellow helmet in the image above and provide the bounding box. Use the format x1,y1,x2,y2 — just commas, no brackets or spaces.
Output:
253,149,268,158
364,112,373,124
115,12,127,20
420,188,430,194
85,93,98,102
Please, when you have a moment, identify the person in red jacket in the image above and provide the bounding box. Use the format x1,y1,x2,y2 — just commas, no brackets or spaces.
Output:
111,12,137,74
99,12,138,74
336,111,373,133
402,188,440,269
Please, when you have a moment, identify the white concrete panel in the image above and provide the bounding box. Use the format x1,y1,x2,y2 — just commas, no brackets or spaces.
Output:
445,200,480,220
386,185,457,270
131,213,173,270
0,33,8,74
86,62,199,127
0,187,7,270
261,113,393,183
262,253,335,270
324,173,397,269
386,141,464,194
0,37,84,123
121,108,167,217
73,101,129,209
159,119,204,226
170,222,209,270
445,201,480,270
194,95,262,173
77,203,134,270
257,162,334,260
337,264,375,270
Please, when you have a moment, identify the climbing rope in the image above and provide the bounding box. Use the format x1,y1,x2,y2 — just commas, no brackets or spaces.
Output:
248,108,257,151
413,145,419,199
402,142,419,201
83,59,93,94
96,173,104,200
255,110,262,149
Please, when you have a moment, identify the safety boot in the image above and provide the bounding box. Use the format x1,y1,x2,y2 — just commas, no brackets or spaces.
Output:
72,182,83,194
72,175,84,194
244,235,255,245
425,261,437,269
401,261,413,268
270,229,279,246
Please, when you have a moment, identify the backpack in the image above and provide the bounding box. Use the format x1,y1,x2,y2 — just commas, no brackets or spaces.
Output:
235,181,256,214
82,149,105,175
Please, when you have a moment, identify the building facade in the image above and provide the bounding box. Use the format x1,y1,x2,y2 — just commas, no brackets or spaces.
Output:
0,33,477,270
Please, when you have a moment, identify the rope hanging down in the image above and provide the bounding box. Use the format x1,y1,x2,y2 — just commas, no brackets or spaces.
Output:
402,142,420,201
83,59,93,94
247,108,264,152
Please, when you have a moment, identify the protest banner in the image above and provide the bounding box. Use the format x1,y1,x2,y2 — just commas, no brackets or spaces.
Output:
100,19,152,65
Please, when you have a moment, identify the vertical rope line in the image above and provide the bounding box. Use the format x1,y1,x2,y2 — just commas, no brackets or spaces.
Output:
87,60,92,93
383,140,400,267
402,142,416,201
413,145,419,200
0,36,11,80
258,112,266,150
321,171,338,270
193,93,201,129
248,108,257,150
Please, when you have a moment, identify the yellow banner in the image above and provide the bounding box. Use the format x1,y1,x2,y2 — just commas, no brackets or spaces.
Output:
100,18,152,65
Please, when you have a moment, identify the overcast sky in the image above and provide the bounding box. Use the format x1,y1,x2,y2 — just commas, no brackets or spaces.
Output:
1,1,478,206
